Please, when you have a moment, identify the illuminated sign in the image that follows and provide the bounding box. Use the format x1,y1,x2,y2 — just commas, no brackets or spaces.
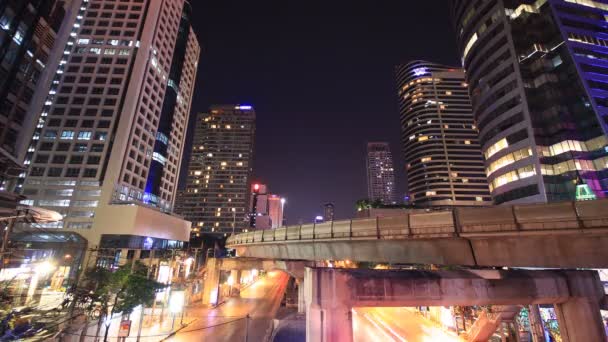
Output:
235,105,253,110
413,67,428,76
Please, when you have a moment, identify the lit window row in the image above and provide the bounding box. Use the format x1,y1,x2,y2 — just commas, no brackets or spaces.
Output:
489,165,536,192
538,136,607,157
484,138,509,159
540,156,608,176
565,0,608,11
485,147,533,176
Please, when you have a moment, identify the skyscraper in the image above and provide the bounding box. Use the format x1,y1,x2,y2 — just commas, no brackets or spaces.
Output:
366,142,397,205
249,183,270,229
396,61,492,207
176,105,256,236
20,0,200,250
268,195,285,229
0,0,71,204
451,0,608,204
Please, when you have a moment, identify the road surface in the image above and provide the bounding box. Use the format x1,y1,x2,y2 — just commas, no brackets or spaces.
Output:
168,270,289,341
353,307,465,342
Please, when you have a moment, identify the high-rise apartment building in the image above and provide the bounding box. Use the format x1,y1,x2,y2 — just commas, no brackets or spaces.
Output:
0,1,72,206
451,0,608,204
176,105,256,236
396,61,492,207
366,142,397,205
20,0,199,251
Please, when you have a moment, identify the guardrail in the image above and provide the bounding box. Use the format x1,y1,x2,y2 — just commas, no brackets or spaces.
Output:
226,199,608,246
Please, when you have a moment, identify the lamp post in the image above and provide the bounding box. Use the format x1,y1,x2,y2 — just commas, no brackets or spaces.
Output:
231,208,236,235
280,198,286,227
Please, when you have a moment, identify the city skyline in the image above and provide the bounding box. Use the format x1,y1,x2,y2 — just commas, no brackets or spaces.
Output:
1,1,608,341
185,1,459,221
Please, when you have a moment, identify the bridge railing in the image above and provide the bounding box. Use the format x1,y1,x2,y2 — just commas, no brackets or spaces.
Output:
226,199,608,246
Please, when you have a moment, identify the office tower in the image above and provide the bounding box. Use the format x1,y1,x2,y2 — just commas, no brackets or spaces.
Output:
396,61,492,207
451,0,608,204
323,202,335,222
0,1,72,206
366,142,397,205
20,0,200,251
249,183,269,229
268,195,285,229
177,105,256,236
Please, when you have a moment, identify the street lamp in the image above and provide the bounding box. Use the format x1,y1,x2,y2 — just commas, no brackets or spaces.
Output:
231,208,236,235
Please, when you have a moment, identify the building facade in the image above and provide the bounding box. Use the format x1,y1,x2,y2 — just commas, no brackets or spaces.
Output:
0,0,72,207
451,0,608,204
268,195,285,228
176,105,256,236
396,61,492,207
366,142,397,205
19,0,199,250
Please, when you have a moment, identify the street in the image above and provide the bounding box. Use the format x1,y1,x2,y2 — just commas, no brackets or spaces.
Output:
353,307,465,342
167,270,289,341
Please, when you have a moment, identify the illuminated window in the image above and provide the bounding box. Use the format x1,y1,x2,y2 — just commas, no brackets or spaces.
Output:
426,191,436,196
486,147,533,176
462,33,478,61
421,157,432,163
484,138,509,159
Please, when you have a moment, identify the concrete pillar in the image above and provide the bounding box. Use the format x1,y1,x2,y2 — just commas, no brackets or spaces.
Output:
305,267,354,342
554,298,605,342
307,304,353,342
553,271,606,342
202,258,221,306
528,305,545,342
297,280,305,314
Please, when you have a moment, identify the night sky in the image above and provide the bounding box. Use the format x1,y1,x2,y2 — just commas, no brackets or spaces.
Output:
183,1,460,223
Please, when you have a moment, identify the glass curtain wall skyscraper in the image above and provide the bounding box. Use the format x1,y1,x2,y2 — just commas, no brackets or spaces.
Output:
0,1,71,197
19,0,200,247
396,61,492,207
176,105,256,237
451,0,608,204
366,142,397,205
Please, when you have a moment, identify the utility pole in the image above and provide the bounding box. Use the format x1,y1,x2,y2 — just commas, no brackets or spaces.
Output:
244,314,250,342
136,249,155,342
0,214,18,270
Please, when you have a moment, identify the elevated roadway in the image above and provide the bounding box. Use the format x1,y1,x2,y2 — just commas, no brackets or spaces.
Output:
227,200,608,268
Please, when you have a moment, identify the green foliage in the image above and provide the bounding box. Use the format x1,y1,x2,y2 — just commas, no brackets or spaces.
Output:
356,198,418,211
84,261,164,317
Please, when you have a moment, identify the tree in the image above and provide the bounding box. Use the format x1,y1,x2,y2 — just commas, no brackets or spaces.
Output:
80,262,164,342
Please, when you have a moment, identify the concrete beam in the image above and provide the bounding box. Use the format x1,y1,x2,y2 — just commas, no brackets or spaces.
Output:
236,238,476,266
234,233,608,268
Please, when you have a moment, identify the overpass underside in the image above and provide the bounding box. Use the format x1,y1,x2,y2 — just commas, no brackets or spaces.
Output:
305,268,606,342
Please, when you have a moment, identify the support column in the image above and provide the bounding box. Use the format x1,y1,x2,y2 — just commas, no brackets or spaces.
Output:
230,269,242,295
297,279,305,314
202,258,221,306
554,298,605,342
305,267,353,342
554,271,605,342
528,305,545,342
